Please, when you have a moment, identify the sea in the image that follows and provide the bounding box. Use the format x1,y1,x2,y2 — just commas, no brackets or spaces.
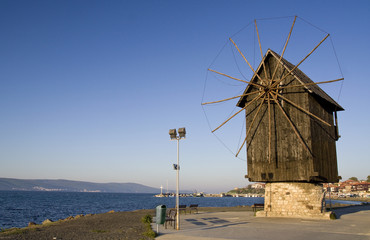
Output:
0,191,363,229
0,191,264,229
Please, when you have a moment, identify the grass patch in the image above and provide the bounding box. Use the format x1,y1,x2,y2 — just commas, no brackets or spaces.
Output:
141,214,156,239
92,229,108,233
0,228,31,235
141,214,153,224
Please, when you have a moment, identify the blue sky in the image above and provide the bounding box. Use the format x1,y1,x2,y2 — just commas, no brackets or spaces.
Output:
0,0,369,193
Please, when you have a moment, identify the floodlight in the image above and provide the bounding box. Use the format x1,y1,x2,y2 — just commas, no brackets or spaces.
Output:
178,128,186,138
169,129,177,139
168,127,186,230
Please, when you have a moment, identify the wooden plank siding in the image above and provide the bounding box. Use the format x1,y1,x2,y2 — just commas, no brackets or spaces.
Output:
241,51,340,183
308,94,338,182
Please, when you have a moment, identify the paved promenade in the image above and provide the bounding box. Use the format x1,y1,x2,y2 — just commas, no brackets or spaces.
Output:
154,205,370,240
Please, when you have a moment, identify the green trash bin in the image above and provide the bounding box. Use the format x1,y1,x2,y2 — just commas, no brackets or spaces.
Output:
156,205,166,224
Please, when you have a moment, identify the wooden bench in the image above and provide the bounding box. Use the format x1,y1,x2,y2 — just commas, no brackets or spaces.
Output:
252,203,264,212
165,210,176,229
179,205,187,214
189,204,198,214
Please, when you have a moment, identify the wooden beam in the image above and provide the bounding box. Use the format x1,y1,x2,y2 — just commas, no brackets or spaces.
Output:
270,93,312,154
212,92,264,133
271,16,297,81
274,78,344,90
254,20,269,85
236,94,267,157
268,93,271,163
334,110,340,140
271,33,330,89
208,68,262,88
271,91,331,126
229,38,266,85
202,90,263,105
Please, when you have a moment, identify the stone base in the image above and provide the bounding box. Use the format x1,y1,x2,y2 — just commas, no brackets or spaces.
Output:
257,182,333,220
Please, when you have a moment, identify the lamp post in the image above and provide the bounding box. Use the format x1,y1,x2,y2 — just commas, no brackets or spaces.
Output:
169,127,186,230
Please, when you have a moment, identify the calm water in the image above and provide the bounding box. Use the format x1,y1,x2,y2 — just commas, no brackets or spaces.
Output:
0,191,264,229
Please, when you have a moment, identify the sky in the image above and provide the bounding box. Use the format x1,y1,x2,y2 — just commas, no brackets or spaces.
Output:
0,0,369,193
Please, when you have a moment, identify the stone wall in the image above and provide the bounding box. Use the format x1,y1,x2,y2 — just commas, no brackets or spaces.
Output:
257,182,332,219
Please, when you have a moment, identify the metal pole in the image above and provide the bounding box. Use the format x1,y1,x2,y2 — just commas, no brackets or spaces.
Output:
176,138,180,230
329,186,332,210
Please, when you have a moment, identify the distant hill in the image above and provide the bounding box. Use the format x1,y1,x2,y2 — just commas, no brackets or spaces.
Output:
0,178,161,193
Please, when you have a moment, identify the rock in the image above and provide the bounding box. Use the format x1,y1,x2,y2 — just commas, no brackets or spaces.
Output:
65,216,74,220
28,222,37,227
74,214,84,219
85,213,93,217
108,210,115,213
42,219,53,225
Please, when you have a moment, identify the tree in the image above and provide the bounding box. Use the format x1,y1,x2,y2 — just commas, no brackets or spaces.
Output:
367,175,370,182
349,177,358,181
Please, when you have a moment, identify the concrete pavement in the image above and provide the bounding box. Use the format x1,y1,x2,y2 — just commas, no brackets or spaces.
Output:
153,205,370,240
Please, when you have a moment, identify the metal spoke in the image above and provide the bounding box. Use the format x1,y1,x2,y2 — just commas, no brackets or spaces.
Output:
202,90,263,105
236,94,267,157
212,92,264,133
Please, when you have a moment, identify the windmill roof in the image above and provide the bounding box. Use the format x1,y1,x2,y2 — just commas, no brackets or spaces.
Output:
237,49,344,111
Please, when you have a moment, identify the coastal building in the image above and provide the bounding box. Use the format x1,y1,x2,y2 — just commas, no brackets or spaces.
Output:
250,183,265,189
323,180,370,197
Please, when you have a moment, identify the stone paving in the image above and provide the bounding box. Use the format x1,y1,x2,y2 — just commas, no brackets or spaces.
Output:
153,205,370,240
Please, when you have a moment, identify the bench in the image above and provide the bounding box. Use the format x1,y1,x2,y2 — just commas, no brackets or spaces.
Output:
179,205,187,214
165,210,176,229
189,204,198,214
252,203,264,212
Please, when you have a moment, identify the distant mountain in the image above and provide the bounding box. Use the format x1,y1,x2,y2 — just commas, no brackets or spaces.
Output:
0,178,161,193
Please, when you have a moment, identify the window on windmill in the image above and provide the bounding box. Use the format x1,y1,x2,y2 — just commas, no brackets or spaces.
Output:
268,173,273,179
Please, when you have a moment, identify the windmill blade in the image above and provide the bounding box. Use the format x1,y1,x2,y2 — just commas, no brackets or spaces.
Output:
236,94,267,157
270,92,312,155
208,68,262,88
271,33,330,89
271,91,331,126
229,38,266,85
201,90,264,105
254,20,269,85
271,16,297,81
212,92,264,133
268,93,271,163
274,78,344,90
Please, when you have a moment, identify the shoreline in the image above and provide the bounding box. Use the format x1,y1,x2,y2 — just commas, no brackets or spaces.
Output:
325,196,370,202
0,206,254,240
0,209,156,240
1,203,367,240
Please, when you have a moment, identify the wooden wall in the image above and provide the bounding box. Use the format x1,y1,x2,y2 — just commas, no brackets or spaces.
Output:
244,54,338,183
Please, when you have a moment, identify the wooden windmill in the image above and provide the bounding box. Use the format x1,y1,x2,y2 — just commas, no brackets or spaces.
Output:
202,16,344,184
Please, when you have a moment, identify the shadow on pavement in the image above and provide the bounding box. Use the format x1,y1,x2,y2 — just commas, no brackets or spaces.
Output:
185,216,248,231
200,221,249,231
332,204,370,219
